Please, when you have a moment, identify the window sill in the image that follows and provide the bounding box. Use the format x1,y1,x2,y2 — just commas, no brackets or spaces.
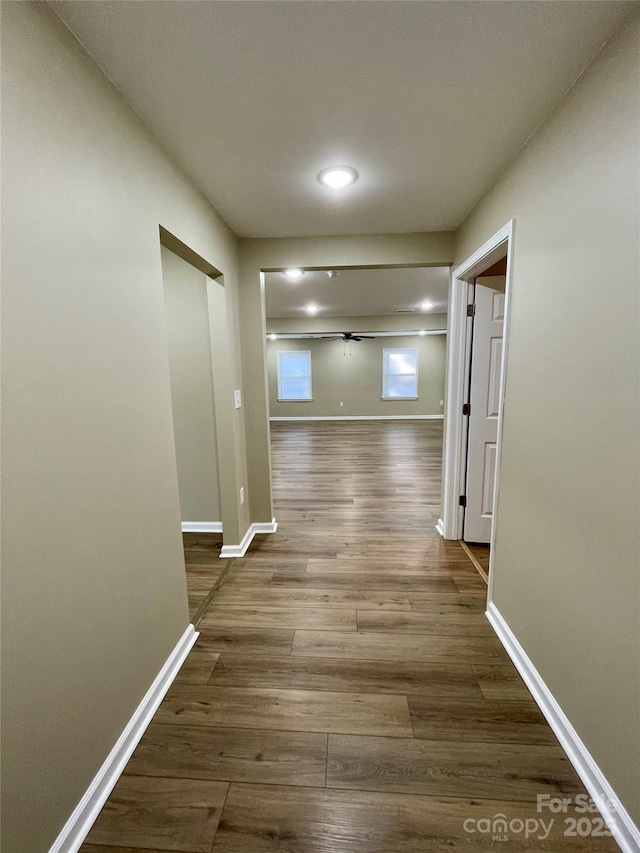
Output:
381,396,419,401
278,398,313,402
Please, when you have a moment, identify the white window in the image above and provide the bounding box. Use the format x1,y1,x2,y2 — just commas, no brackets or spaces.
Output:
277,350,312,400
382,348,419,399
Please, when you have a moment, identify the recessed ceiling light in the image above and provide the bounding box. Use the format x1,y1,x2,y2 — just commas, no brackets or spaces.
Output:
284,268,304,279
420,301,435,311
268,333,278,340
318,166,358,189
305,304,320,314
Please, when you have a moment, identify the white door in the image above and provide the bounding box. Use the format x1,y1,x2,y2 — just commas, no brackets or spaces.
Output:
463,277,505,543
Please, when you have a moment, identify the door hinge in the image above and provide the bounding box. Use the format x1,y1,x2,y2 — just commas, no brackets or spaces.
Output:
462,403,471,416
467,303,476,317
459,495,467,508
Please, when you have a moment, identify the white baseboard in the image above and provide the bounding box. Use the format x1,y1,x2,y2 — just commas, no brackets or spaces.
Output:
220,525,254,558
270,415,444,421
219,518,278,558
181,521,223,533
486,602,639,853
252,517,278,534
435,518,445,537
48,624,198,853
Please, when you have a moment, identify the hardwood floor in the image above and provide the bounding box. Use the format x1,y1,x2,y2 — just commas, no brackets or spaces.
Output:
183,533,224,622
81,421,615,852
462,540,491,578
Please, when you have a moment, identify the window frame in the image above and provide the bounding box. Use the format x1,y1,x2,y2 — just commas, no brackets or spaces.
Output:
382,347,419,400
277,349,313,401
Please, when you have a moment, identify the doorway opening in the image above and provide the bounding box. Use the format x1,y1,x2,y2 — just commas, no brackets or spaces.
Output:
440,221,515,597
159,230,235,624
263,265,450,539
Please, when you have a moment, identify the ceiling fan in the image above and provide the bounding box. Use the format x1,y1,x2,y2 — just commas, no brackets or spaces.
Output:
321,332,376,342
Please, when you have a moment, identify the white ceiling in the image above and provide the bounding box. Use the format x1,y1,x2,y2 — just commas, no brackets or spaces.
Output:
265,267,449,318
52,1,630,238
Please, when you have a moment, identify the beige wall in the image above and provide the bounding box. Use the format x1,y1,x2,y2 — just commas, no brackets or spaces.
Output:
0,4,249,851
162,246,221,523
268,334,446,418
455,9,640,825
239,234,455,524
266,312,448,335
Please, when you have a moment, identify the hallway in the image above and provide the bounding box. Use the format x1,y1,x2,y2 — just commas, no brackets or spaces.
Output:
81,422,614,852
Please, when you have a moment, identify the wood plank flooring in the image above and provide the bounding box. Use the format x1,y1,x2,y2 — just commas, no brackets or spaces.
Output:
183,533,224,622
81,421,615,852
462,540,491,578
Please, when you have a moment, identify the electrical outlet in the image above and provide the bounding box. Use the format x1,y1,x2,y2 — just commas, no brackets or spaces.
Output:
339,401,344,407
234,389,242,409
239,486,245,505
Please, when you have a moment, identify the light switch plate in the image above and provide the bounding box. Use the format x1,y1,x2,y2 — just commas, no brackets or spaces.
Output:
234,389,242,409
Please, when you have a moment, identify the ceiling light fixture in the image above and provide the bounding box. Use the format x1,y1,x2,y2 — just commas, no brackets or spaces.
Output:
420,301,435,311
284,268,304,279
318,166,358,189
419,330,427,336
305,304,320,314
268,333,278,340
